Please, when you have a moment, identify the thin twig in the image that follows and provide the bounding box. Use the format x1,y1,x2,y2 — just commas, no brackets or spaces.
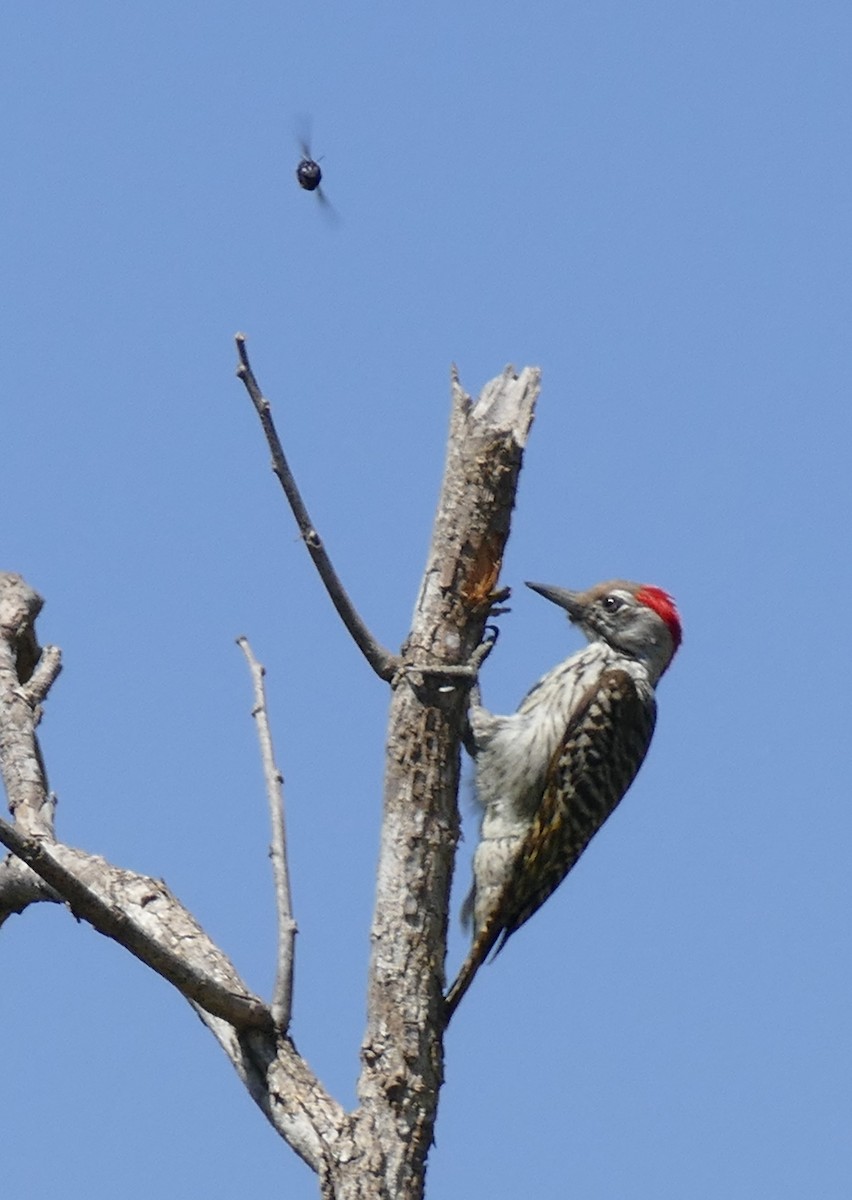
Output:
399,632,499,682
235,334,399,682
237,636,296,1031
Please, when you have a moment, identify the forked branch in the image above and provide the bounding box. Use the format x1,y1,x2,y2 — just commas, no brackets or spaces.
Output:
0,356,543,1198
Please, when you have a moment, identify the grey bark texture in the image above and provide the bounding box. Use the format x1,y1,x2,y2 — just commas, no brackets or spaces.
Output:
0,361,541,1199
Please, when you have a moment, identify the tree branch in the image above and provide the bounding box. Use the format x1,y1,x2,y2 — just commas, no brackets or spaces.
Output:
0,576,351,1179
235,333,398,682
237,635,296,1032
194,1008,348,1177
0,573,60,923
0,817,274,1029
0,573,58,839
0,853,59,926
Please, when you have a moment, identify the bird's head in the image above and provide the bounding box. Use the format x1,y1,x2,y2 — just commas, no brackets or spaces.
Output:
526,579,682,681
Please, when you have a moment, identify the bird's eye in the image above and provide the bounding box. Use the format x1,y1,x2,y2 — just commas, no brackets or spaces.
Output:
602,595,623,613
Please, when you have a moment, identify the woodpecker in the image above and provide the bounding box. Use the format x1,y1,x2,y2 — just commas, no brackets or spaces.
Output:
445,579,681,1019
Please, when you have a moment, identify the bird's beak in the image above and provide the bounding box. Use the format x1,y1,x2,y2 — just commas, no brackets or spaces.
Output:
525,582,584,622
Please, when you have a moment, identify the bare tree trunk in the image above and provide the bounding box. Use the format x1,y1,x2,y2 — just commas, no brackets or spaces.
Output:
0,356,540,1198
348,366,539,1197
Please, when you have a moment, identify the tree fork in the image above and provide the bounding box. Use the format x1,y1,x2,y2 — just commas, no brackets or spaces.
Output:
0,361,540,1200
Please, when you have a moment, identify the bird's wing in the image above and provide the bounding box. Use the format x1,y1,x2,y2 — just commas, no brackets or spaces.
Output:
445,668,656,1021
494,666,657,949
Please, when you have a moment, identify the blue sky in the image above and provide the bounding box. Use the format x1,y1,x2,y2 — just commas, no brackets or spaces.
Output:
2,3,851,1196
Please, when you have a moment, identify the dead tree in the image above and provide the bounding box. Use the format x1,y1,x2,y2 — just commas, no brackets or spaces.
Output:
0,337,540,1200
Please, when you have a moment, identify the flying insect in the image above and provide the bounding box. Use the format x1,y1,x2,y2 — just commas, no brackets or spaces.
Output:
295,136,334,214
296,147,323,192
